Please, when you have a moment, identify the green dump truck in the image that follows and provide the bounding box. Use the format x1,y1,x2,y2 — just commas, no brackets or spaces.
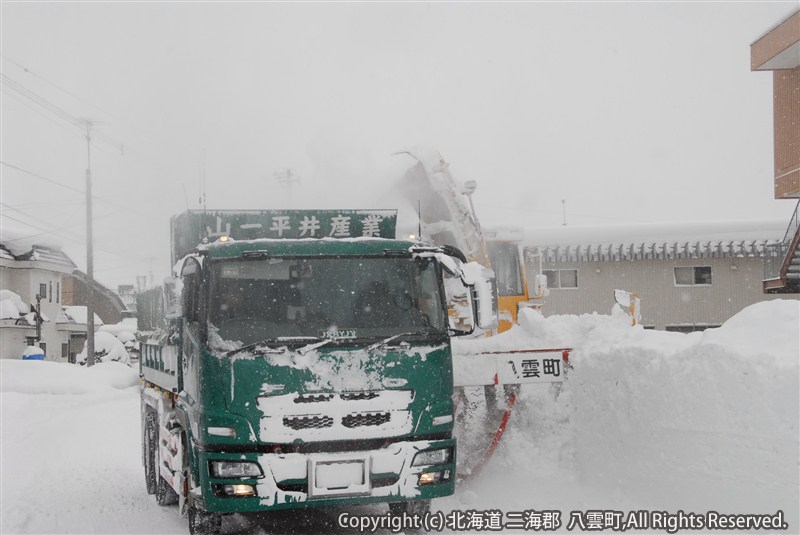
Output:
139,209,491,534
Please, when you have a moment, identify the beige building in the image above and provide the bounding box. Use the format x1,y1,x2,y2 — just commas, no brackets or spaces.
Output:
524,221,798,331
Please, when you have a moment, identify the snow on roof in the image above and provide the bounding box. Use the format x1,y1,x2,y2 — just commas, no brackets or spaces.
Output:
0,221,64,257
520,219,786,262
523,219,786,249
59,306,104,326
0,290,29,318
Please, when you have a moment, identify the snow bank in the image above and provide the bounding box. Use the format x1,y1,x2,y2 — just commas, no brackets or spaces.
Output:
570,300,799,517
0,360,139,394
459,299,799,527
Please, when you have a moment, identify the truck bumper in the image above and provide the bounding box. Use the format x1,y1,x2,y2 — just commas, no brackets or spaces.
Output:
196,438,455,513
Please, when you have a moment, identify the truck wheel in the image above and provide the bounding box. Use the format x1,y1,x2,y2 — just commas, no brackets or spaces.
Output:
188,505,222,535
389,499,431,516
143,409,157,495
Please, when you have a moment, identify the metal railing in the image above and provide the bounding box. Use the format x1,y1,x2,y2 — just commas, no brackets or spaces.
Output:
764,199,800,281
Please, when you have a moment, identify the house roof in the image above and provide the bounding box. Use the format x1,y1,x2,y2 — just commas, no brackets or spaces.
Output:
0,222,77,270
522,219,785,263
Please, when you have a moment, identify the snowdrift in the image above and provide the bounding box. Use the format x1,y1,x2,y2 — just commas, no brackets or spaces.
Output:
0,360,139,394
455,299,799,528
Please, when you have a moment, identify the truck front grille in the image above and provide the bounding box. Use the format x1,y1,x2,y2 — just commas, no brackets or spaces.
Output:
342,412,391,428
283,415,334,430
340,392,379,401
293,394,334,404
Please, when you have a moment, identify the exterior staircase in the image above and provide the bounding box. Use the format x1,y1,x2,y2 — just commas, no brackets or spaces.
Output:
788,248,800,282
764,199,800,293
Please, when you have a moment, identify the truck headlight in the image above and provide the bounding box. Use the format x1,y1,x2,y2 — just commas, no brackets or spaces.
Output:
210,461,262,478
412,447,451,467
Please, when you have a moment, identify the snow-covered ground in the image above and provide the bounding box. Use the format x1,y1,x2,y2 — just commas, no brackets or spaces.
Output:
1,300,797,534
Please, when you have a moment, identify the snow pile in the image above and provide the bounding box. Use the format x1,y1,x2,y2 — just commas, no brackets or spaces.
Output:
454,299,799,527
0,289,28,319
77,331,131,366
100,321,138,340
570,300,798,517
0,359,181,534
0,359,139,394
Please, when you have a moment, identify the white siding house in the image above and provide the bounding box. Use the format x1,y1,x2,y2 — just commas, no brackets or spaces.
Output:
0,236,89,361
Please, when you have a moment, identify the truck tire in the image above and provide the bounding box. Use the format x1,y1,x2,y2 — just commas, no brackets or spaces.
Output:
143,409,157,495
188,505,222,535
389,499,431,516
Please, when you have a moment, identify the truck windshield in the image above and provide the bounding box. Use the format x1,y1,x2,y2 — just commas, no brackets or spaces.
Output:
487,241,524,296
208,256,447,346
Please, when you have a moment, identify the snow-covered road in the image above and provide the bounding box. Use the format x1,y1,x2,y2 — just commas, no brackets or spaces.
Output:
2,300,798,534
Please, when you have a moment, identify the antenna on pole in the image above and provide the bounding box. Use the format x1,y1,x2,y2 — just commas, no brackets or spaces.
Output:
418,199,422,241
182,183,190,210
562,199,567,226
201,149,207,212
274,169,301,208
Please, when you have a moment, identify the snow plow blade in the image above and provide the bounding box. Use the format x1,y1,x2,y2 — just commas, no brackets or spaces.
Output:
452,348,571,387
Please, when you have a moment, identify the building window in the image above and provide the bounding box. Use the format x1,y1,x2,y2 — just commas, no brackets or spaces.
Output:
543,269,579,289
38,283,47,299
665,324,720,333
674,266,712,286
49,281,53,303
56,282,60,304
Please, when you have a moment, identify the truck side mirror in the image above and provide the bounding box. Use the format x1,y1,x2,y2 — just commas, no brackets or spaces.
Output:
436,253,498,334
460,262,499,331
442,270,475,335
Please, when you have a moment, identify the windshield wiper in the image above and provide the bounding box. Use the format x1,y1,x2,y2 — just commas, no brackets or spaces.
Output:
366,332,430,352
225,337,326,358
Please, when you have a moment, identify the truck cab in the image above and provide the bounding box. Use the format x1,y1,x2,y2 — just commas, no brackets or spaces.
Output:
140,210,485,534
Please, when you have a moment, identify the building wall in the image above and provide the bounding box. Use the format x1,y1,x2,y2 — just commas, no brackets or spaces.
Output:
751,9,800,200
0,263,70,361
529,256,797,330
61,275,124,324
774,67,800,199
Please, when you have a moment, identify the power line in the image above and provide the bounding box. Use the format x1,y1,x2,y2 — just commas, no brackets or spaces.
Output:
0,198,85,210
0,209,157,265
0,54,122,135
1,73,83,127
1,161,144,213
1,161,84,194
1,73,124,153
1,54,118,121
0,211,85,245
1,88,88,144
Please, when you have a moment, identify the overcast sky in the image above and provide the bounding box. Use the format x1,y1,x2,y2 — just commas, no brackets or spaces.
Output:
1,1,797,289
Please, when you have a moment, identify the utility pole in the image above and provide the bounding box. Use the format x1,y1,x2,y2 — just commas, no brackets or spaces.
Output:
562,199,567,226
35,293,42,344
84,120,96,366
